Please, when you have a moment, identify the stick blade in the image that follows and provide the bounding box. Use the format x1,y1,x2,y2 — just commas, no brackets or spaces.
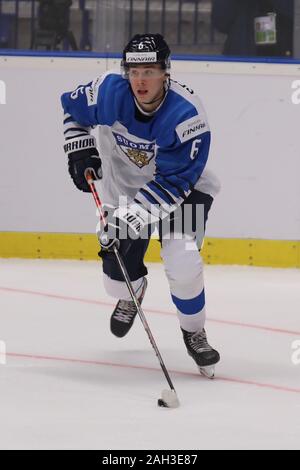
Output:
157,390,180,408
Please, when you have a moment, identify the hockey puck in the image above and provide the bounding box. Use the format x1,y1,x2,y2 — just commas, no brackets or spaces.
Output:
158,390,180,408
157,398,168,407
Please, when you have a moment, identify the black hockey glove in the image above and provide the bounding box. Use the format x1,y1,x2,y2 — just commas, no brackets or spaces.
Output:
68,148,102,193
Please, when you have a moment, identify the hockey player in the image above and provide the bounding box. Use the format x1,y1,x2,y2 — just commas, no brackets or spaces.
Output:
61,34,220,377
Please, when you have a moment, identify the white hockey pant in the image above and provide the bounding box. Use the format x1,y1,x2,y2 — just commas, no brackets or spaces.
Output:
161,236,206,333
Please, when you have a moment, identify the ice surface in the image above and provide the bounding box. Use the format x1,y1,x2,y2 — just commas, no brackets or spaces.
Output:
0,259,299,450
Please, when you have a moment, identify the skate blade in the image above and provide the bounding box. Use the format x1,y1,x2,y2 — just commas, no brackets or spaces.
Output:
199,365,215,379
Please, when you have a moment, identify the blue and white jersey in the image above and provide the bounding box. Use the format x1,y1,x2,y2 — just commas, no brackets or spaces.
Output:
61,72,220,214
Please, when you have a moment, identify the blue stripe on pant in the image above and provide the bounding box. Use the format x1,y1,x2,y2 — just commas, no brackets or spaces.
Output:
171,289,205,315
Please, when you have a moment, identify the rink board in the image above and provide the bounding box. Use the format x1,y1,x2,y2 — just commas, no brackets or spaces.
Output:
0,232,299,268
1,54,300,268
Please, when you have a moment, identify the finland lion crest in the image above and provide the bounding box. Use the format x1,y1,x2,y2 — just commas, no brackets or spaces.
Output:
113,132,155,168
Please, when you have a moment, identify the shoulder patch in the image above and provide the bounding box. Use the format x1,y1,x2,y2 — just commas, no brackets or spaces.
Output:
85,76,102,106
85,73,113,107
176,115,208,143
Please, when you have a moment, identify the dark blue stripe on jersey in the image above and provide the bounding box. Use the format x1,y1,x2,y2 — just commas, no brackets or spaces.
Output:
172,289,205,315
148,181,177,205
64,127,89,135
139,188,161,206
135,193,169,218
63,116,76,125
65,133,89,141
63,116,75,125
165,175,191,197
133,199,152,215
157,176,186,199
64,127,89,134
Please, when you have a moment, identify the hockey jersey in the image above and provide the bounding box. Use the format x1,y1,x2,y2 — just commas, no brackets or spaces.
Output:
61,72,220,215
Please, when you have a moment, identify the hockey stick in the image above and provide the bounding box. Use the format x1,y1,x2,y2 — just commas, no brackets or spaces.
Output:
85,171,180,408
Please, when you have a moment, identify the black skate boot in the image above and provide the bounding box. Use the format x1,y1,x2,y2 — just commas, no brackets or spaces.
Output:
110,278,147,338
181,328,220,379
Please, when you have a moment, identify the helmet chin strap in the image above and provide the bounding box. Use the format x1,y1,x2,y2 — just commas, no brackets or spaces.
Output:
143,94,164,105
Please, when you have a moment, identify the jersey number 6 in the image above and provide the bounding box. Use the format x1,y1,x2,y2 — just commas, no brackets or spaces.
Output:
190,139,201,160
71,86,85,100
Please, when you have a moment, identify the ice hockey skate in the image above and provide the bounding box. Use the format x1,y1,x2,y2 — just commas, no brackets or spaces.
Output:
110,278,148,337
181,328,220,379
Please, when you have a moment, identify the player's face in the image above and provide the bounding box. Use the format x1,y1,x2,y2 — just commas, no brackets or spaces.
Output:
128,64,167,112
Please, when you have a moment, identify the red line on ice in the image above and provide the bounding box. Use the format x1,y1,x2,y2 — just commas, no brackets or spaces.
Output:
1,285,299,336
7,352,300,395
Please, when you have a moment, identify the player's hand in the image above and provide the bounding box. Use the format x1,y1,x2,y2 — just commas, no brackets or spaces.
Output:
99,230,120,252
99,203,158,252
68,148,102,192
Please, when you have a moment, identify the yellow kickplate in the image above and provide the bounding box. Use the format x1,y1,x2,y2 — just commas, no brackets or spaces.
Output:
0,232,299,268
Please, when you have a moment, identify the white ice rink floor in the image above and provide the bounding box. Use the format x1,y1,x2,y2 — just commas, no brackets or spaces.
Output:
0,258,299,450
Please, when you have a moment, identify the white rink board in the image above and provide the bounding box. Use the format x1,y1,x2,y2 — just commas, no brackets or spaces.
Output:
0,55,300,239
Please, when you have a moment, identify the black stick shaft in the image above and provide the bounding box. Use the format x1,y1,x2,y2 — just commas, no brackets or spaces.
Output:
113,246,176,392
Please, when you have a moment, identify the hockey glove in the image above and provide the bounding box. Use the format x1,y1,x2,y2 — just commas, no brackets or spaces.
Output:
68,148,102,192
99,203,158,252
